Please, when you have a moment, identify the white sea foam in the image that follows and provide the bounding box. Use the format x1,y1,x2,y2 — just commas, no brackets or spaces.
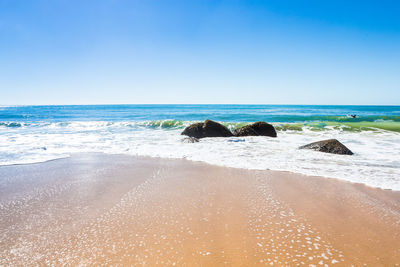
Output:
0,121,399,190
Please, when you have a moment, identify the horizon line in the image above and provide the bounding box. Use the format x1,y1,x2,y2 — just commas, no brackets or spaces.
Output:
1,103,399,107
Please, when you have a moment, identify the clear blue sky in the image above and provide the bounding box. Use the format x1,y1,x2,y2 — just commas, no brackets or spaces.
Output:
1,0,399,105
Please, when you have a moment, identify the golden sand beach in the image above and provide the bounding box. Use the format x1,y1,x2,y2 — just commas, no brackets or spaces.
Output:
0,153,399,266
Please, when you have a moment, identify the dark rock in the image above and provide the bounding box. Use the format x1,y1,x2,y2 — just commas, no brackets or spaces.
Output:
181,119,233,138
181,122,204,139
202,119,233,137
233,121,277,137
299,139,353,155
182,137,199,143
233,126,259,136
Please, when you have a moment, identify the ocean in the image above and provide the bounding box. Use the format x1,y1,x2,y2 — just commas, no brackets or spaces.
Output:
1,104,399,190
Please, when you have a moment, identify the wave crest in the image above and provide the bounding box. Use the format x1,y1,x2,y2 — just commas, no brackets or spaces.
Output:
1,119,400,133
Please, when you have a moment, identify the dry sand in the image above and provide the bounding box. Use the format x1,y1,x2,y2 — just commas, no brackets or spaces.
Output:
0,153,399,266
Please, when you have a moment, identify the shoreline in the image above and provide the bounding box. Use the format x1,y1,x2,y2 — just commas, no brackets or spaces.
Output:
1,152,399,192
1,153,399,265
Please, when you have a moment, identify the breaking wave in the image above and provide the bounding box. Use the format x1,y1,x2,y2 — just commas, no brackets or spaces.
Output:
1,119,400,133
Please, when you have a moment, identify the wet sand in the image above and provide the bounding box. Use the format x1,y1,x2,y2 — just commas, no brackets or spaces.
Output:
0,153,399,266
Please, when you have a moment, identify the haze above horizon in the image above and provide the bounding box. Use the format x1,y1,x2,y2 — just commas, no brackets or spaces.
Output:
1,0,399,105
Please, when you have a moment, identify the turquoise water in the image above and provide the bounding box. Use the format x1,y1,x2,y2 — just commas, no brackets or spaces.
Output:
1,105,400,190
1,104,400,132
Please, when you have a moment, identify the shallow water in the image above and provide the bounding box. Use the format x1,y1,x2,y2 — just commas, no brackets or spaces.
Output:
0,104,399,190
